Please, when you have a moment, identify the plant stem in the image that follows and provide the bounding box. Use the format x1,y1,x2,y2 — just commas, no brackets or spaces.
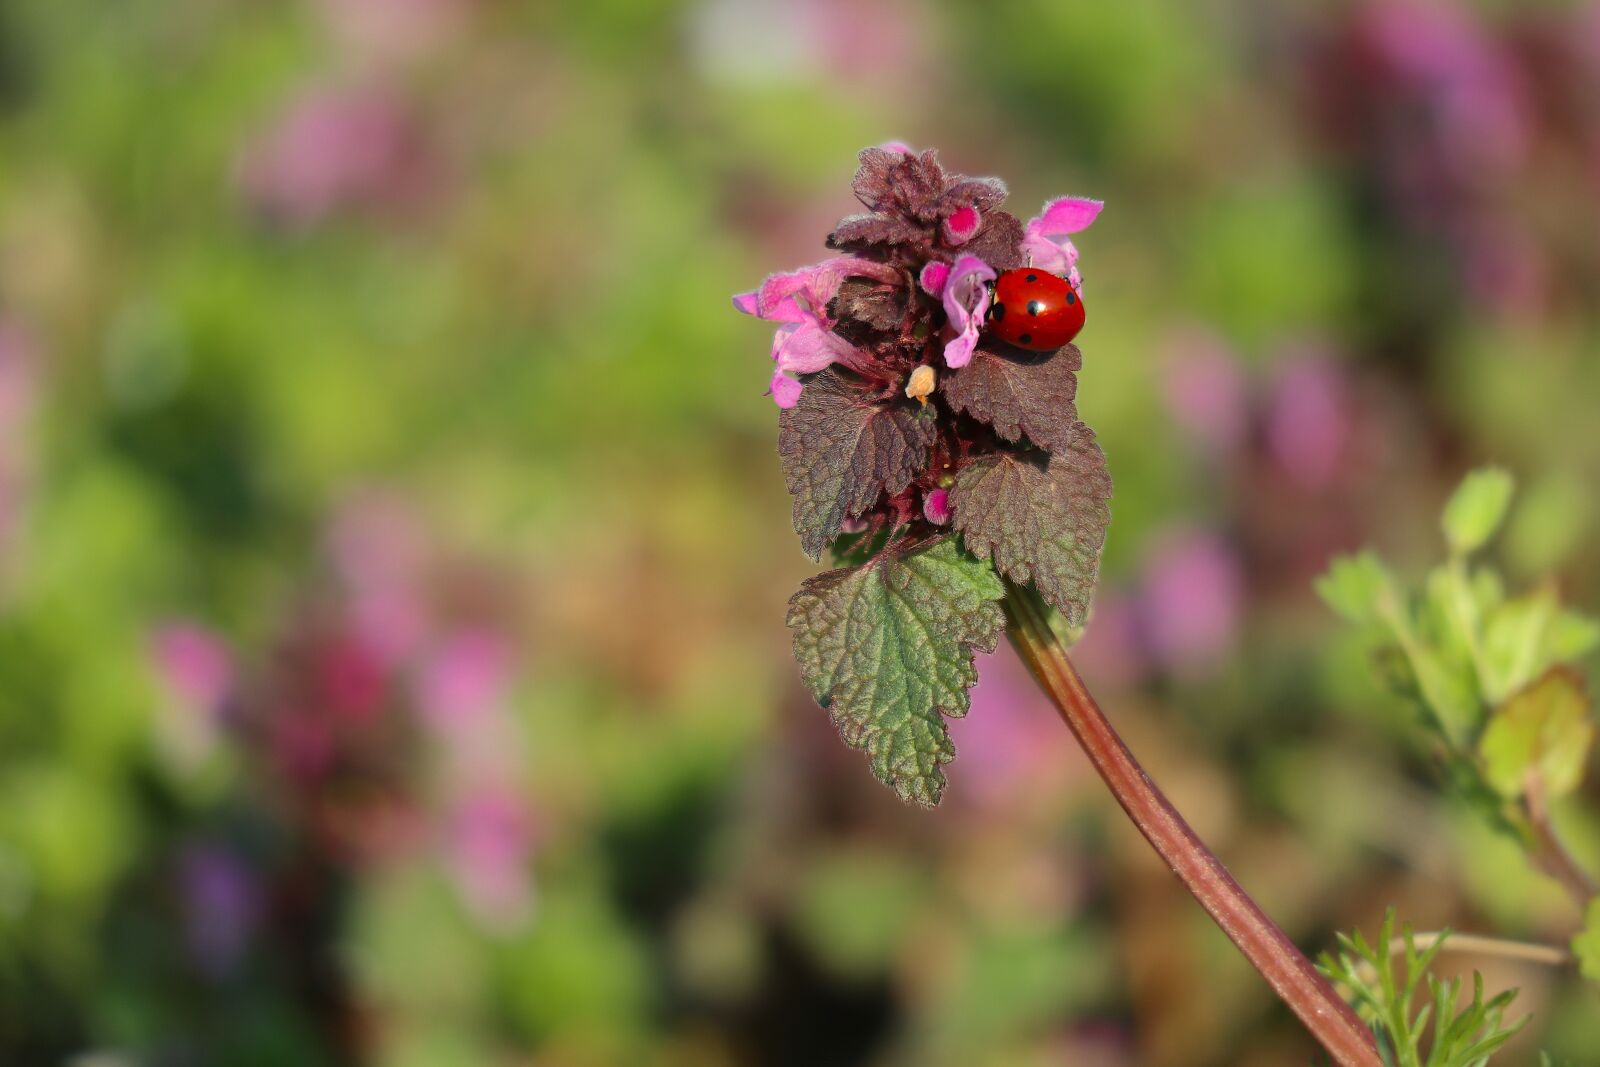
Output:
1003,584,1382,1067
1523,778,1599,908
1384,932,1573,970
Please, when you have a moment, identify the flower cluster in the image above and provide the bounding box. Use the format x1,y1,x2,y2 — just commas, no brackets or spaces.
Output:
732,145,1112,805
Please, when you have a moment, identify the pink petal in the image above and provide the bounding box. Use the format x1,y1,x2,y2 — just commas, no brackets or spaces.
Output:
731,291,759,315
942,204,980,245
878,140,914,154
941,254,995,332
923,488,951,525
776,321,852,375
756,270,817,323
769,369,803,408
919,260,951,295
943,323,982,369
1034,196,1103,237
1019,232,1071,276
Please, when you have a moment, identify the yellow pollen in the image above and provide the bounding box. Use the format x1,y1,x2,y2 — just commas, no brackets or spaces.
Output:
905,365,936,406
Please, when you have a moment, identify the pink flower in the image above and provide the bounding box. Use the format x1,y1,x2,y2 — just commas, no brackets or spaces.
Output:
922,488,951,525
1020,197,1103,289
937,253,995,369
1266,354,1349,491
0,321,36,556
152,624,235,715
236,87,438,230
1139,529,1243,677
327,492,429,666
733,256,896,406
942,202,981,245
1159,329,1248,454
417,628,511,730
447,785,534,929
948,643,1079,807
150,622,235,770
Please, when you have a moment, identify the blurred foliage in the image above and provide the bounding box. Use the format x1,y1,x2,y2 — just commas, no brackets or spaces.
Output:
0,0,1597,1064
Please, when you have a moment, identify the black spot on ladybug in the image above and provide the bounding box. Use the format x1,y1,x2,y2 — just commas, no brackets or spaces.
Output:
989,302,1005,321
1025,273,1037,283
1066,290,1076,305
1018,333,1032,345
1027,300,1043,317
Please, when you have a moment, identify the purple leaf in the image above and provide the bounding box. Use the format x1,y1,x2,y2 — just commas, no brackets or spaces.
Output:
943,343,1082,454
950,424,1113,625
778,369,937,560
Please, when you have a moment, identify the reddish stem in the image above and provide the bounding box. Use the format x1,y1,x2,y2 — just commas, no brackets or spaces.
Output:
1003,585,1381,1067
1523,777,1599,908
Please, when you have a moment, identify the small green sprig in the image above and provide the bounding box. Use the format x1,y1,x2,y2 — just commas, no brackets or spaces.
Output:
1318,910,1526,1067
1317,468,1600,908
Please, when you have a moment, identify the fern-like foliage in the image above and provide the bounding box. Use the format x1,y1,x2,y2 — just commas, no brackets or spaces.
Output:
1318,910,1527,1067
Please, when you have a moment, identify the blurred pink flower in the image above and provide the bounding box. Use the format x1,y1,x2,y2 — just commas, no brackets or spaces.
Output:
938,253,995,369
1139,528,1243,676
446,785,534,929
0,321,36,556
150,622,234,769
327,492,429,666
922,488,952,525
417,628,511,730
950,642,1078,806
1069,591,1148,691
733,257,898,406
1020,197,1102,289
152,623,235,715
1266,354,1349,491
1362,1,1528,175
313,633,389,723
237,86,438,230
1159,329,1248,455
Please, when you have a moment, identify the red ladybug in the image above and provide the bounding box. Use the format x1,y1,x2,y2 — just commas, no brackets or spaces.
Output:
985,269,1084,351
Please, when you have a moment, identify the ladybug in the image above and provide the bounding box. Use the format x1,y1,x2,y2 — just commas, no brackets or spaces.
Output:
985,269,1084,351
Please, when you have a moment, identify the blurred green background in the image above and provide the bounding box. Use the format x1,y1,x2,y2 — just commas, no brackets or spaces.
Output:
1,0,1598,1063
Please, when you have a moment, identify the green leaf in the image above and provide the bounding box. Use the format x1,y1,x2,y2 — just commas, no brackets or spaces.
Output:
1547,609,1600,664
1478,667,1594,800
941,342,1081,454
949,424,1112,626
1481,586,1558,704
1316,550,1395,624
785,537,1006,806
1574,899,1600,984
1442,467,1515,556
778,368,936,560
1319,910,1527,1067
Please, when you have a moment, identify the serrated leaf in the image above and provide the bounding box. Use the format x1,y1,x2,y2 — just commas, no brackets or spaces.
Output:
1316,550,1395,624
826,212,928,254
1575,899,1600,984
1478,667,1594,800
942,343,1080,454
958,210,1025,270
950,424,1112,626
778,369,936,560
785,537,1006,806
1443,467,1515,556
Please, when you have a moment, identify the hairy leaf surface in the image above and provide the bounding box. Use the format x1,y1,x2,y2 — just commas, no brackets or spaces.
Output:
779,369,936,560
950,425,1112,626
943,343,1081,453
786,537,1006,806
